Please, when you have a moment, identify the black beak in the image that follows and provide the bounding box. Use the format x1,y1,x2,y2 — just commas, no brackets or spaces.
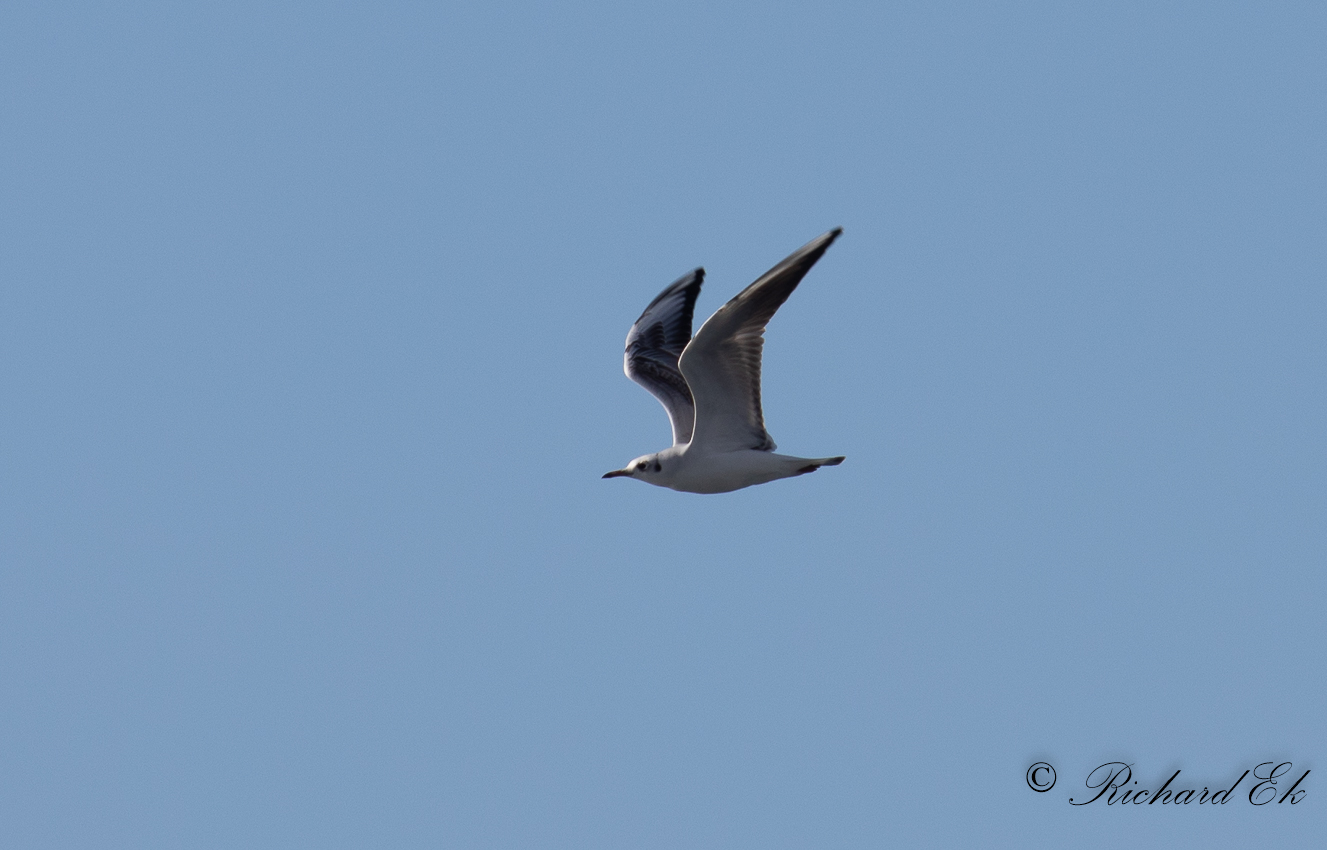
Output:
602,469,630,479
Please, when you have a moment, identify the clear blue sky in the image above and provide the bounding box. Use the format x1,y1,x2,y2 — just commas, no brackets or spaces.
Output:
2,2,1323,847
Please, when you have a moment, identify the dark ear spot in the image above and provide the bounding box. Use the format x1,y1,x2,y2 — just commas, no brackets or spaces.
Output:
653,460,662,472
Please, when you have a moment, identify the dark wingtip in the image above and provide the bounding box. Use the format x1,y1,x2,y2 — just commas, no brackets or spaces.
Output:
825,456,845,466
800,228,843,267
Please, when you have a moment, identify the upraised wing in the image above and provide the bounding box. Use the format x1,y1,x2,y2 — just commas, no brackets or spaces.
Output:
679,229,842,453
624,268,704,445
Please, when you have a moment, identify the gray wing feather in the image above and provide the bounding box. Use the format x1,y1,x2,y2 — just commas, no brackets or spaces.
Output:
624,268,704,445
679,229,842,452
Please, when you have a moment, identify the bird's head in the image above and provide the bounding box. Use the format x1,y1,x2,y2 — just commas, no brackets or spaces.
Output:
602,453,664,482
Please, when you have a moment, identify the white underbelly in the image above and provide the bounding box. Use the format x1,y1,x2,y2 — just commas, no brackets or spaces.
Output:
664,449,808,494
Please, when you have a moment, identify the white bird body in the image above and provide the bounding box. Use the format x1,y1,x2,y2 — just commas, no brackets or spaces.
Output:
604,229,846,494
612,443,843,495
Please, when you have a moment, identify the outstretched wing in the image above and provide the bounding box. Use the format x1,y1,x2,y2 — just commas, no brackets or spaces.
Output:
679,229,841,453
624,268,704,445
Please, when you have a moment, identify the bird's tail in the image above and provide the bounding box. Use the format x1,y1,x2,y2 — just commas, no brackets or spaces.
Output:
794,456,846,475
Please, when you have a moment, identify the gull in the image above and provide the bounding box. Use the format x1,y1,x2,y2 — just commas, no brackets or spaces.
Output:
603,229,846,493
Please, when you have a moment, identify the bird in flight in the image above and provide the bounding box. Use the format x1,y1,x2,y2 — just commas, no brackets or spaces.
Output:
603,229,846,493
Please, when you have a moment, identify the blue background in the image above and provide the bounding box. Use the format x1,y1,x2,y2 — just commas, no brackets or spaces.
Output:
2,2,1323,847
